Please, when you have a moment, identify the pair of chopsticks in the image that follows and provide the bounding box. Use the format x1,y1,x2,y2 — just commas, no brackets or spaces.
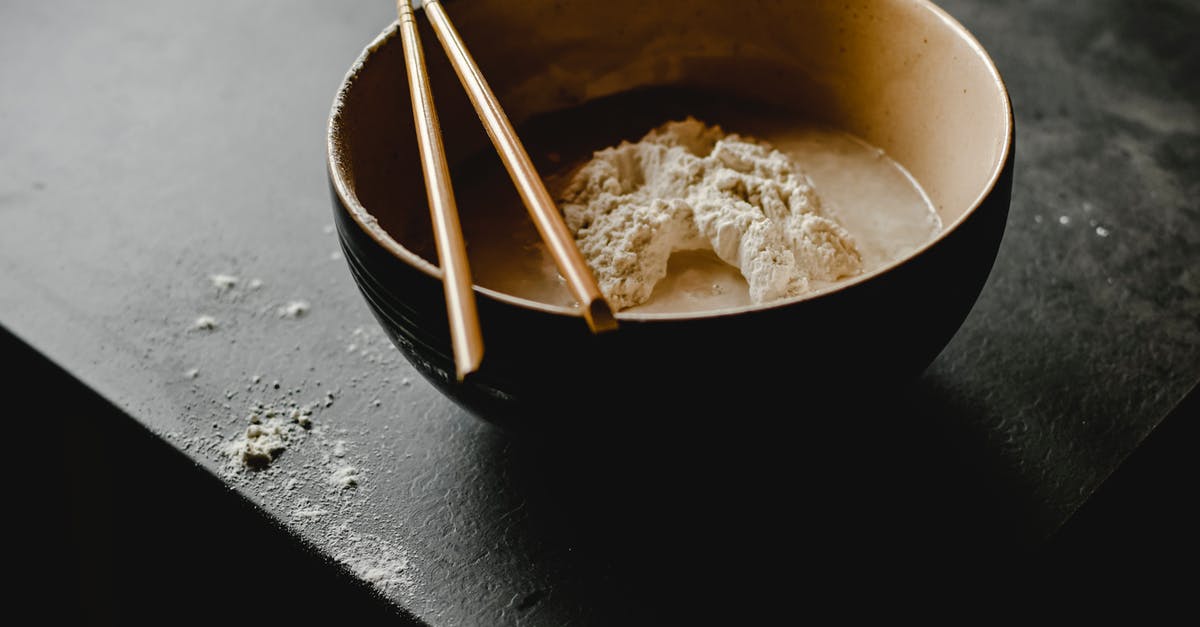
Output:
395,0,616,382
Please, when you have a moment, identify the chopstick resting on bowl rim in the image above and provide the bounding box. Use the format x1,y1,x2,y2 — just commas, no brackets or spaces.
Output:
417,0,618,333
396,0,484,381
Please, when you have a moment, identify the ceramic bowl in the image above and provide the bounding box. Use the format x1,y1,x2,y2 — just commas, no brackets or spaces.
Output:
327,0,1014,432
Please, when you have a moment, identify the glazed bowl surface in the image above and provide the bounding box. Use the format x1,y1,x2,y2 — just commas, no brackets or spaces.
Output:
327,0,1014,431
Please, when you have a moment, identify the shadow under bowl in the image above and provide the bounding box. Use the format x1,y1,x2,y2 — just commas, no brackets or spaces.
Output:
327,0,1014,434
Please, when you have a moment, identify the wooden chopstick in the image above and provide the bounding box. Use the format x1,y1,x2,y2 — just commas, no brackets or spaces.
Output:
396,0,484,381
420,0,618,333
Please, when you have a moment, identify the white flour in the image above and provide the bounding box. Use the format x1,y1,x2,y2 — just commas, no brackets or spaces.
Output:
278,300,311,318
221,401,316,469
559,118,862,309
167,274,419,600
191,315,218,331
328,465,360,489
330,524,413,594
210,274,239,291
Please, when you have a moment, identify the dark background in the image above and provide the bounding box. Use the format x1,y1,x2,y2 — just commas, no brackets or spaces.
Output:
7,327,1196,622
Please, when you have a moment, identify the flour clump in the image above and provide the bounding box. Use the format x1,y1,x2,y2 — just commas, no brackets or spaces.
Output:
558,118,862,310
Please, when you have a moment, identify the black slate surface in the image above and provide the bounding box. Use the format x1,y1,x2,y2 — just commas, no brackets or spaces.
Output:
1,0,1197,623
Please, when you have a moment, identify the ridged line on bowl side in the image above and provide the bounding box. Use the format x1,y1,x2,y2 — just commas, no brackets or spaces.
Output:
341,236,457,369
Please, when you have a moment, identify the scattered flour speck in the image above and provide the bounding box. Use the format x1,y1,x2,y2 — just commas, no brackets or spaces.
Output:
223,416,297,469
344,327,399,367
292,507,330,519
330,525,413,595
1058,215,1071,225
1095,226,1110,237
210,274,239,290
278,301,310,318
328,465,360,489
220,400,317,471
191,315,218,331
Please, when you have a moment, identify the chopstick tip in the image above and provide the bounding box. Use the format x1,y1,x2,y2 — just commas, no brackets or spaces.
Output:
454,349,483,382
584,298,618,333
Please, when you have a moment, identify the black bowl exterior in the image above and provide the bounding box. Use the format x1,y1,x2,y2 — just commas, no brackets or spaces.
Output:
330,139,1012,432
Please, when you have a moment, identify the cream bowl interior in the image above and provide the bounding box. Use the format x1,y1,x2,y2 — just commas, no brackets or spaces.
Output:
330,0,1012,321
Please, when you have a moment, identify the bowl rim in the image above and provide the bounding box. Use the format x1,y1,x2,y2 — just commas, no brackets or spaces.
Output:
326,0,1014,323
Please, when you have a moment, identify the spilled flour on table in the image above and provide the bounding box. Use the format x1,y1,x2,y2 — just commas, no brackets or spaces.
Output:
163,272,421,600
210,273,239,291
328,464,360,489
220,400,317,470
278,300,311,319
291,506,331,520
330,524,413,594
191,315,218,331
206,273,266,301
167,382,415,599
345,326,400,367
